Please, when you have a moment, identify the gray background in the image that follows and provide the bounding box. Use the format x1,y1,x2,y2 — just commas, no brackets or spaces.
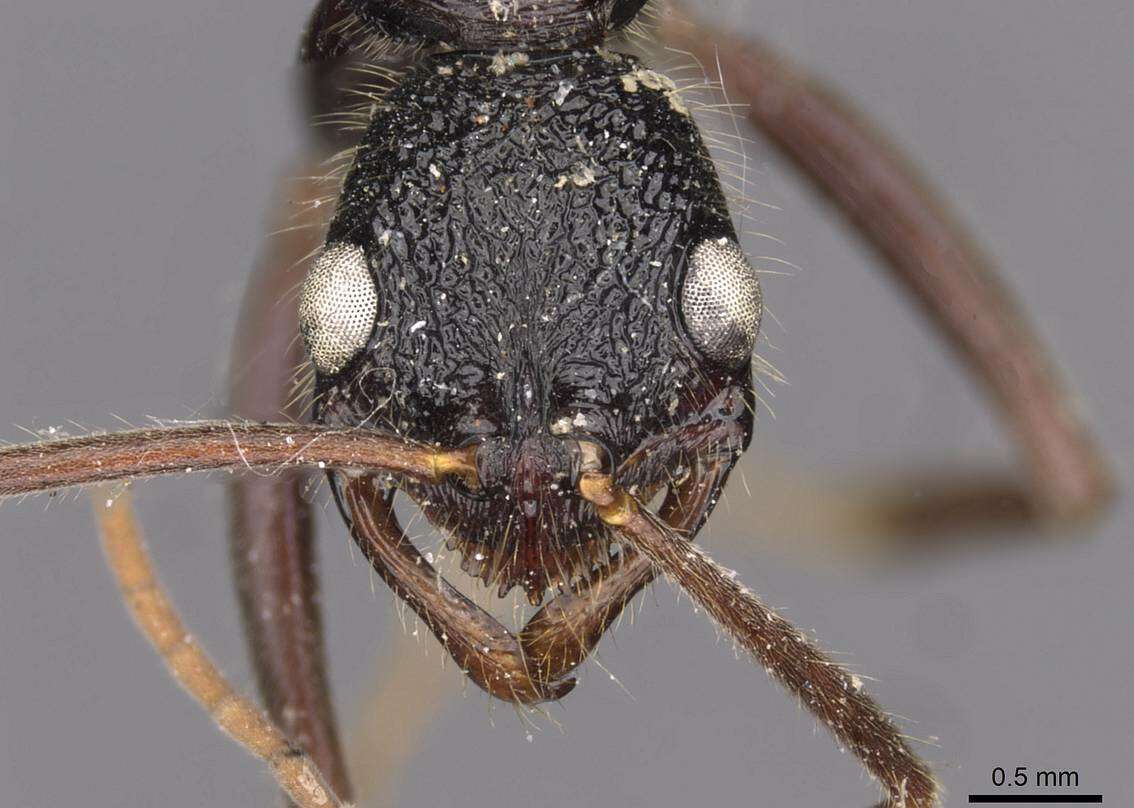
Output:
1,1,1131,806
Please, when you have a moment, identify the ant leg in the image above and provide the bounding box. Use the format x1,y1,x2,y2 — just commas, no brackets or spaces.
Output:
95,494,344,808
519,459,731,683
228,163,353,801
579,473,940,808
342,476,577,704
659,4,1113,526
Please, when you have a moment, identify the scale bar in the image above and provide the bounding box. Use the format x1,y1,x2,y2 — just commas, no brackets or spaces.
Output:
968,796,1102,804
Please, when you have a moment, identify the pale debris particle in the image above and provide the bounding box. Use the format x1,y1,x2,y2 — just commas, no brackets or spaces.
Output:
488,0,509,22
620,67,689,115
436,65,454,76
553,80,574,106
488,51,530,76
573,163,596,186
556,162,597,189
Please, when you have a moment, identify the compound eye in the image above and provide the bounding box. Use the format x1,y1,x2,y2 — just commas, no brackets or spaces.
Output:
299,242,378,375
680,237,763,367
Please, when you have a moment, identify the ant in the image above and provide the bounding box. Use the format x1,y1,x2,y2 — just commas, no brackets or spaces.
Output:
0,2,1114,806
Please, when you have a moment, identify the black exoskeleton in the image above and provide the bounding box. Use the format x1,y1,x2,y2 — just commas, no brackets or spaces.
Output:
302,3,759,604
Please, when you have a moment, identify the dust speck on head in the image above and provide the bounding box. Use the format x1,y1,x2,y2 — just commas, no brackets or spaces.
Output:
555,162,597,189
553,80,574,106
487,0,509,22
488,51,530,76
594,46,621,63
621,67,688,116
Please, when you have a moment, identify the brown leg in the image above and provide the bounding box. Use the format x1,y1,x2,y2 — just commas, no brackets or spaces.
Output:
659,3,1113,526
95,494,344,808
228,161,353,802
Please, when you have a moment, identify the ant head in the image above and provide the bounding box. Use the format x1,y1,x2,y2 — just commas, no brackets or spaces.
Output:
302,48,758,603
